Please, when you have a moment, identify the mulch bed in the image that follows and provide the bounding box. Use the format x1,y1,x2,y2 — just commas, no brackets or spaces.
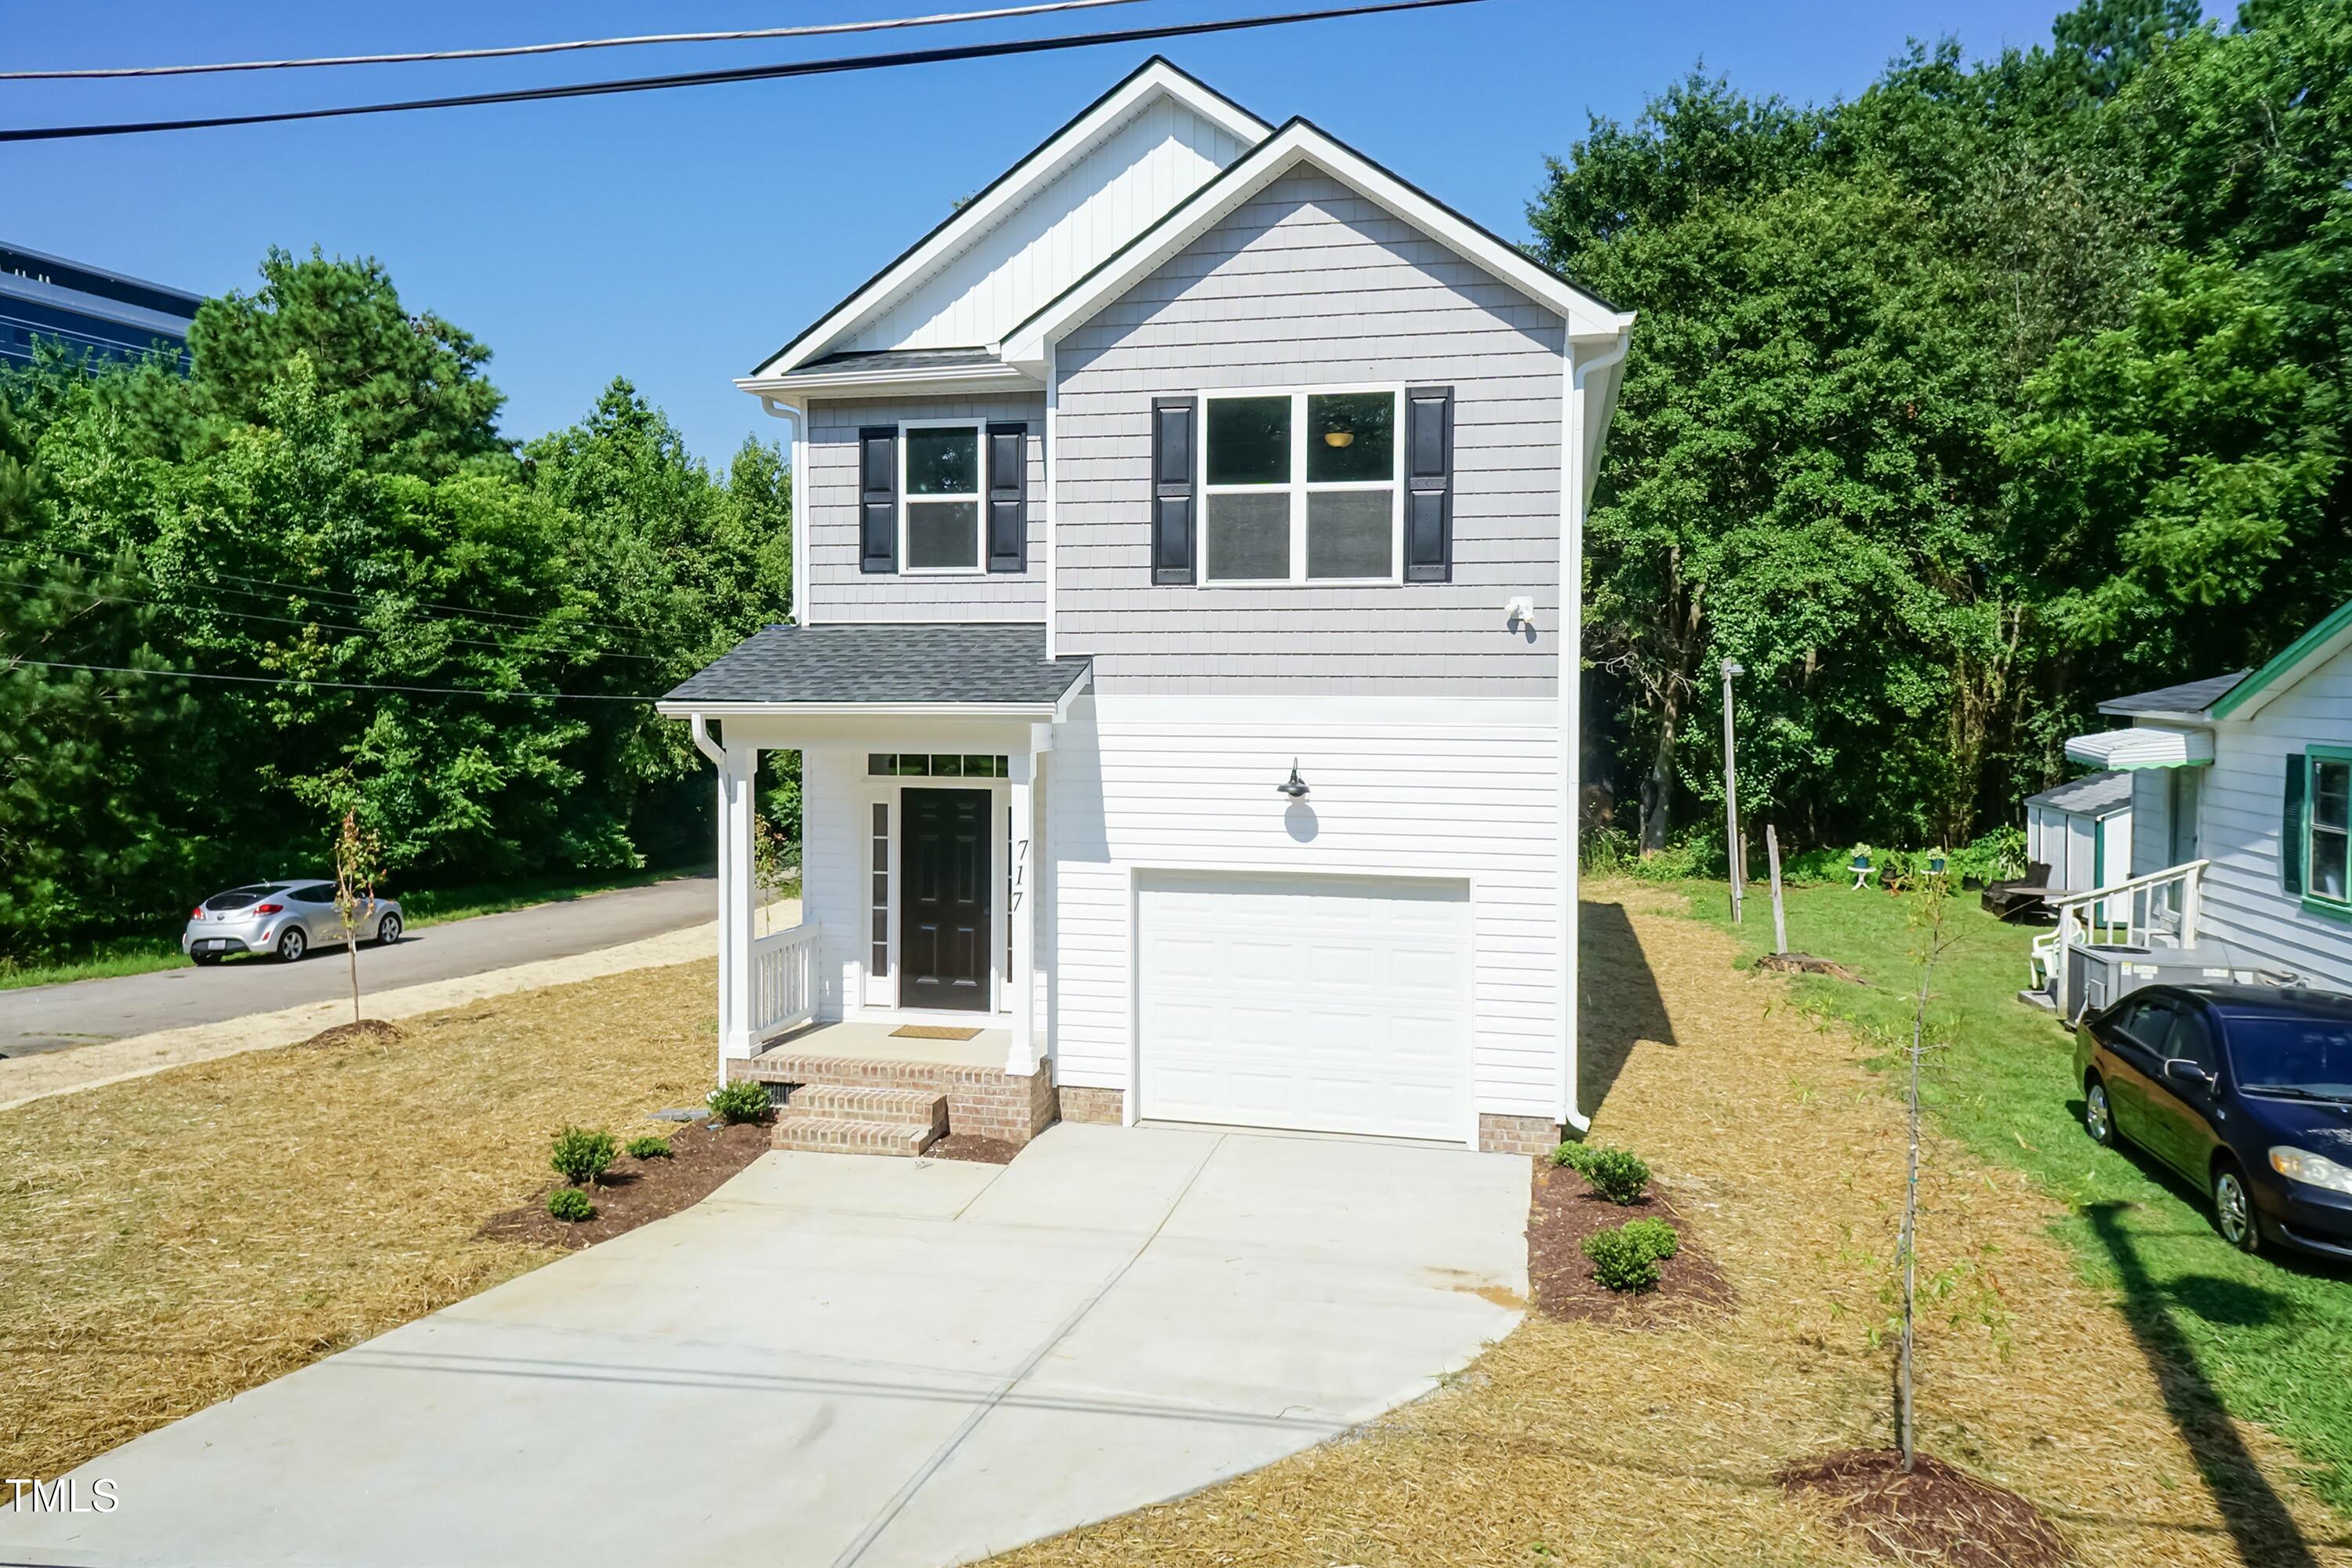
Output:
924,1133,1022,1164
296,1018,405,1049
1782,1450,2070,1568
1754,952,1867,984
479,1117,772,1250
1525,1160,1734,1324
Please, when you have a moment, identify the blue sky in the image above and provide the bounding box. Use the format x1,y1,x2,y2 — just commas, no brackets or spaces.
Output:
8,0,2100,467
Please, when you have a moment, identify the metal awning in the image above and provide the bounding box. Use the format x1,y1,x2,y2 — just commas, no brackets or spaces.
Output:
2063,725,2214,771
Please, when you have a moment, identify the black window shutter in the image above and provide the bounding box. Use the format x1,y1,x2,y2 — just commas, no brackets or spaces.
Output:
2282,752,2307,895
1404,386,1454,583
986,423,1027,573
1150,397,1196,585
858,426,897,574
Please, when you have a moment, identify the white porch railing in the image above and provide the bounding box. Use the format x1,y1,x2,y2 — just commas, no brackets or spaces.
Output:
750,920,820,1040
2031,859,2208,1003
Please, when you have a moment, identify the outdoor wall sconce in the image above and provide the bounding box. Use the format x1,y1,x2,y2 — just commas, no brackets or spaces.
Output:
1277,760,1310,799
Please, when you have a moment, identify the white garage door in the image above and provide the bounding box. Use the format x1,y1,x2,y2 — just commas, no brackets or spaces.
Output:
1137,872,1472,1142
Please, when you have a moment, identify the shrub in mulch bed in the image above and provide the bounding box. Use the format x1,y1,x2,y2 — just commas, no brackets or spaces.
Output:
480,1116,770,1250
1525,1159,1733,1324
1781,1450,2069,1568
923,1133,1021,1165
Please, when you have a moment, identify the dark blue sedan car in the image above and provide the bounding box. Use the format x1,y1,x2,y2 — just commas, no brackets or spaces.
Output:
2075,984,2352,1260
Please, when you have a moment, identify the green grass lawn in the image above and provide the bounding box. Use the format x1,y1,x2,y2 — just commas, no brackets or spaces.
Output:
0,862,717,992
1653,873,2352,1516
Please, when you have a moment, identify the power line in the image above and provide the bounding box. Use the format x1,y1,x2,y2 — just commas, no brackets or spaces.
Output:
0,0,1154,81
0,0,1481,143
1,539,662,644
0,572,668,662
8,658,656,703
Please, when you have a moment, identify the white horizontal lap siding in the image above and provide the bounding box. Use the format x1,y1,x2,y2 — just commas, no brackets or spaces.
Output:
1053,169,1568,697
803,393,1046,622
1046,696,1564,1118
800,746,869,1020
844,97,1249,354
2195,641,2352,993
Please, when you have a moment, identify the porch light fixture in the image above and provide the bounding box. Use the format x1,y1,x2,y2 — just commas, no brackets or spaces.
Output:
1277,760,1310,799
1322,429,1355,448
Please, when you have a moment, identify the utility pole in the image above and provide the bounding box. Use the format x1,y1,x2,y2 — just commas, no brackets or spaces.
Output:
1721,658,1744,923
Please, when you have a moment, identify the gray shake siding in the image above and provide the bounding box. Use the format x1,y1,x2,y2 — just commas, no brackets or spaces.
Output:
1052,169,1567,695
803,393,1047,623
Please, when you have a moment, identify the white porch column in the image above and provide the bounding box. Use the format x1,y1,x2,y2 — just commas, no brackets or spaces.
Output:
1005,721,1053,1076
718,743,760,1068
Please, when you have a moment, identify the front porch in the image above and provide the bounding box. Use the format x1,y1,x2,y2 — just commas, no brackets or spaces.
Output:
724,1019,1064,1153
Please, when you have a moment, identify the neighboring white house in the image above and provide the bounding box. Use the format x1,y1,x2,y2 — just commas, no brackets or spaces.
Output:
2055,595,2352,1000
654,59,1636,1156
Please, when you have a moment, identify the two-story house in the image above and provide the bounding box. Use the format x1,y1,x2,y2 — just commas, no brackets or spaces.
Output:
656,59,1635,1156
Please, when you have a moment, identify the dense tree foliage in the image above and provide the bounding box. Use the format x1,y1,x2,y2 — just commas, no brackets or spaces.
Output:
1537,0,2351,853
0,251,790,961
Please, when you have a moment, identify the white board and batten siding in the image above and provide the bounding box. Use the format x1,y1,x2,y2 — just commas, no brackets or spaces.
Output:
1047,695,1565,1138
1051,168,1569,698
801,394,1046,624
2178,641,2352,993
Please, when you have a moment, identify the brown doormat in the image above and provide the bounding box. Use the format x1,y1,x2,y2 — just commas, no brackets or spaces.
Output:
891,1025,983,1040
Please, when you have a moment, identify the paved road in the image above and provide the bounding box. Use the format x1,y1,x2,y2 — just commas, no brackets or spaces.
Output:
0,1125,1526,1568
2,876,717,1058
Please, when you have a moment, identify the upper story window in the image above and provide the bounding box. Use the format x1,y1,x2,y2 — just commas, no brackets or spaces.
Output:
1201,389,1399,583
2310,752,2351,906
902,423,983,572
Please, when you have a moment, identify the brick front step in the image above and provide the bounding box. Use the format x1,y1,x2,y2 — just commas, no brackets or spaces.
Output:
773,1115,939,1157
729,1047,1058,1147
782,1084,947,1133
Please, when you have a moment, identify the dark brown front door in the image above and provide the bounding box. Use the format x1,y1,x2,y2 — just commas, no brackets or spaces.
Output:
899,788,992,1012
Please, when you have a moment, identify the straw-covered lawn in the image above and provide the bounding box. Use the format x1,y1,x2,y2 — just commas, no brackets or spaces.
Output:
994,884,2350,1568
0,958,718,1479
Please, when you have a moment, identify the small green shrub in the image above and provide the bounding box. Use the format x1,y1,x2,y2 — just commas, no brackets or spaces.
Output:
1584,1216,1680,1293
706,1080,773,1124
550,1125,618,1187
1554,1142,1652,1204
626,1135,673,1160
546,1187,597,1222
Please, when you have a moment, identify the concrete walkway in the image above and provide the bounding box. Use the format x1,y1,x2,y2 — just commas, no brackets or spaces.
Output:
0,1124,1529,1568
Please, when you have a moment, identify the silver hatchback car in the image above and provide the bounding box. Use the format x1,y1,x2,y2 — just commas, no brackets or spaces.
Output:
182,881,405,965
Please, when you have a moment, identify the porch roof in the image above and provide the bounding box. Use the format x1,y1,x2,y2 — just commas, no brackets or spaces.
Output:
656,622,1091,713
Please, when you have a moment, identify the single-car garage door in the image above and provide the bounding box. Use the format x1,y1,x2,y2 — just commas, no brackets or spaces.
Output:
1137,872,1472,1142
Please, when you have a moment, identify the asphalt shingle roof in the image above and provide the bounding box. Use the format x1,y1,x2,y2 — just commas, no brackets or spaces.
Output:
770,347,1003,380
2097,670,2247,717
660,622,1090,708
2024,769,2134,815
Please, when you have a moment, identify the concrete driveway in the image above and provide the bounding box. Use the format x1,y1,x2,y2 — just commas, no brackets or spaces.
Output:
0,1123,1528,1568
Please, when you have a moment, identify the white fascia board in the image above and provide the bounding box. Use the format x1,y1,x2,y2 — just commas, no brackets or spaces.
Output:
656,700,1062,720
1000,122,1634,376
735,362,1039,402
753,61,1270,379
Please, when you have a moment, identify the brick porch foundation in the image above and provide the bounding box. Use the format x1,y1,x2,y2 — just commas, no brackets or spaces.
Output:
1056,1087,1125,1124
729,1050,1060,1145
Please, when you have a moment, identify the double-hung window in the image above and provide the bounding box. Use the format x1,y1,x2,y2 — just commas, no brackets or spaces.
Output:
902,423,983,572
2310,752,2352,907
1200,389,1399,583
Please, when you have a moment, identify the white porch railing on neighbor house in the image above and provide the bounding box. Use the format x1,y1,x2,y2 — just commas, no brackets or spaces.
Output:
2031,859,2208,1000
749,920,820,1040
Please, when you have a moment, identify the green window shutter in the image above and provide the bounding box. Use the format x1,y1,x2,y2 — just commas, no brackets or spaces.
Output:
2282,752,2307,895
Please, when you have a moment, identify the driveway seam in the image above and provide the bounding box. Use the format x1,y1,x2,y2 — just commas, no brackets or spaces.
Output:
831,1132,1228,1568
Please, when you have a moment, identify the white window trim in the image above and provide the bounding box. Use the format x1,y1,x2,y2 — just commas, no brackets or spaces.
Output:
898,418,988,576
1197,384,1404,587
858,771,1015,1016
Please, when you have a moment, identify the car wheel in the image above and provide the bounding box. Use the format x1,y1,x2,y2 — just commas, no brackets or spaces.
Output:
2084,1076,2116,1148
275,927,307,964
2212,1161,2259,1254
376,912,403,946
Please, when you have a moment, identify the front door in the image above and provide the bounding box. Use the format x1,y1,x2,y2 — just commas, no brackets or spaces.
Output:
899,788,992,1012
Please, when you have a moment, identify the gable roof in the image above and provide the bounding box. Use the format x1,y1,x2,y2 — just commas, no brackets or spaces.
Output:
2211,595,2352,720
2024,769,2132,816
749,57,1269,380
997,114,1631,376
2096,670,2248,720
